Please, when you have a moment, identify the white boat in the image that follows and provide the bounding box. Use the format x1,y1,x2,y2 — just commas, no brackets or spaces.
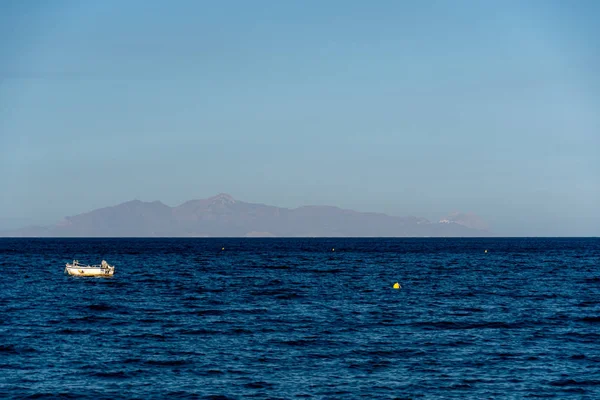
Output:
65,260,115,277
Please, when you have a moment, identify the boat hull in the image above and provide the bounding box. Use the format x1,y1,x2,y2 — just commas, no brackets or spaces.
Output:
65,266,114,277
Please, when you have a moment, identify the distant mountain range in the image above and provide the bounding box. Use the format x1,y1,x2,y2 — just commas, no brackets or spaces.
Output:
0,193,492,237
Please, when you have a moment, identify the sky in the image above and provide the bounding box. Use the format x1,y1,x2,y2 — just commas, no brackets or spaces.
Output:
1,0,599,236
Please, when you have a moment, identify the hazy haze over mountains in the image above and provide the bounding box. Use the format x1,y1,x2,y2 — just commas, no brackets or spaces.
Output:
1,194,492,238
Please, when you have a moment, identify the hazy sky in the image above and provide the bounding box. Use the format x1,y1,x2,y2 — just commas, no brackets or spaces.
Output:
1,0,599,236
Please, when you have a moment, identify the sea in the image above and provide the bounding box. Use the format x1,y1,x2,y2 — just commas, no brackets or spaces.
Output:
1,238,599,399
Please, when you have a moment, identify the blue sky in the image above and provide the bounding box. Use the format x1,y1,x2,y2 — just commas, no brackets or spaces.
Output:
1,0,599,235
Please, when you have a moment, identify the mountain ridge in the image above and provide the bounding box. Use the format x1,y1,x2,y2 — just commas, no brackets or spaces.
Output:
1,193,493,237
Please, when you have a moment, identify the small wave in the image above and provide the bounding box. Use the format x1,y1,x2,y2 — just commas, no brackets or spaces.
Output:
194,287,225,294
243,381,275,389
137,277,163,284
80,364,103,370
122,358,143,364
0,344,36,354
278,338,321,346
579,316,600,323
193,309,225,316
57,328,91,335
263,265,290,270
460,307,484,312
231,308,268,315
131,333,166,339
138,318,160,324
577,301,599,307
275,293,303,300
178,329,221,335
163,391,207,399
230,328,253,334
549,379,600,387
249,289,290,296
250,289,305,299
411,321,525,330
0,345,18,354
67,315,112,324
301,353,336,360
308,268,344,274
450,383,472,389
144,359,191,366
462,378,493,384
560,331,600,343
449,311,475,316
24,393,81,399
548,313,569,321
351,349,425,357
87,304,113,312
88,370,132,379
225,369,251,375
123,250,141,255
494,352,521,360
319,390,352,397
438,340,474,347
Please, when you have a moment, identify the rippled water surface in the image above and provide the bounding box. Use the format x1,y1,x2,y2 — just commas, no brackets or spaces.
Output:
1,238,599,399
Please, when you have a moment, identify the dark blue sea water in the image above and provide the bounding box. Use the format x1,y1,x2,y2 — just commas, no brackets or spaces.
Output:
1,238,599,399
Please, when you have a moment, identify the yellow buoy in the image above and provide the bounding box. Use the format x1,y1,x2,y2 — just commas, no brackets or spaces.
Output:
393,282,401,289
484,249,488,253
332,248,335,252
222,247,225,251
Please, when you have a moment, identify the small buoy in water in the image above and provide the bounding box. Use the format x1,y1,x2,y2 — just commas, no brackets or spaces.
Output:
393,282,401,289
332,248,335,252
485,249,488,253
222,247,225,251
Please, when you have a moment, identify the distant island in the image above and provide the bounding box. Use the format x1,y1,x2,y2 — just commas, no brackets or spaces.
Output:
0,193,492,237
